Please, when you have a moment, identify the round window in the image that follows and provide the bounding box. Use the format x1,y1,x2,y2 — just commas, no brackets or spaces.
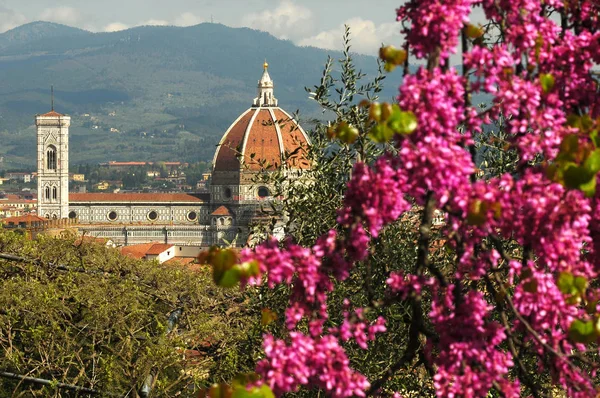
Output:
147,210,158,221
224,187,232,198
68,211,77,219
187,211,198,222
107,211,118,221
257,186,270,198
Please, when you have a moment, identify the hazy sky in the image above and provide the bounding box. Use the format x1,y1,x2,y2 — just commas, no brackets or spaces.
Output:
0,0,406,55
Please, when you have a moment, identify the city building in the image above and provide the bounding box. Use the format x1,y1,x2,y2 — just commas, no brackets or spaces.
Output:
6,172,34,183
34,63,310,246
36,110,70,219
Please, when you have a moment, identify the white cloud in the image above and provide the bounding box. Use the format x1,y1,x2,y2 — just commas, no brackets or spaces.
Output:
241,0,314,41
38,6,81,26
173,12,204,27
103,22,129,32
0,6,27,33
298,17,400,55
140,19,169,26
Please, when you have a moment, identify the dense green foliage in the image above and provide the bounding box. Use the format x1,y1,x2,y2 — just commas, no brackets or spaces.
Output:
0,229,255,397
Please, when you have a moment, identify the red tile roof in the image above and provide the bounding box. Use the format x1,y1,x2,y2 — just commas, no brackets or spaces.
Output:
69,193,204,203
273,108,311,169
211,205,232,216
146,244,174,255
40,110,64,117
164,257,196,266
213,106,310,175
2,215,47,224
214,109,254,171
120,243,158,259
244,109,282,171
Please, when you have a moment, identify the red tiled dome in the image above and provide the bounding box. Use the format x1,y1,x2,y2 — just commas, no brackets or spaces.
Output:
213,106,310,172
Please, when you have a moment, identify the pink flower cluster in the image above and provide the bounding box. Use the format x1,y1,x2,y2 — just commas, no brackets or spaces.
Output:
257,332,370,397
512,267,597,397
337,156,410,260
399,67,471,144
386,272,434,299
396,0,476,59
497,171,592,275
429,287,517,398
329,301,387,349
240,237,331,330
237,1,600,396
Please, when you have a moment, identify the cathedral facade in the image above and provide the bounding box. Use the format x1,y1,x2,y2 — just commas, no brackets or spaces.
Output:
35,63,309,246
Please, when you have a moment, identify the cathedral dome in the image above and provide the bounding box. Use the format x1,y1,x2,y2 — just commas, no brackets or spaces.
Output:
212,63,310,174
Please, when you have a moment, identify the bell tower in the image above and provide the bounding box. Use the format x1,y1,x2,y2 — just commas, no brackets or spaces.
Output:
36,91,70,219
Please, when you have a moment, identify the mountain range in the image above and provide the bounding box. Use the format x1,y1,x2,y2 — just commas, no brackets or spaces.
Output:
0,21,394,169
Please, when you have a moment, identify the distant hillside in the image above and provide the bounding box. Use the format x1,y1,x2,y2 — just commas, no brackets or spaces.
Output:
0,21,90,50
0,22,396,169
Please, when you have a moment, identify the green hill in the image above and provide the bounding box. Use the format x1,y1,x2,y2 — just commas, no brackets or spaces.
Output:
0,22,394,169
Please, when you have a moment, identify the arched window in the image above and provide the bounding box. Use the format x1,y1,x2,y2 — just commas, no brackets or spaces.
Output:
45,186,50,200
46,145,57,170
52,187,57,200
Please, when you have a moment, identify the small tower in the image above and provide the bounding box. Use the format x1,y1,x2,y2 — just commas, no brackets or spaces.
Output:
252,60,278,107
36,92,70,219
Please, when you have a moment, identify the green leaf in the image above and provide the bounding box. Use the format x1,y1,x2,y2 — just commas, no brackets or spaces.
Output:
567,114,582,129
464,23,484,39
579,175,597,198
591,130,600,148
581,115,594,131
584,150,600,175
219,268,241,288
563,163,591,189
388,111,418,135
574,276,588,293
568,319,597,344
368,124,393,143
558,134,579,159
539,73,555,93
232,384,275,398
557,271,574,294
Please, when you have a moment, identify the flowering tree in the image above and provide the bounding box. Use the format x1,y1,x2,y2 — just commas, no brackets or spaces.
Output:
208,1,600,397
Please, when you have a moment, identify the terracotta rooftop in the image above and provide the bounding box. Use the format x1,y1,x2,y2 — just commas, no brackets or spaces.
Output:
40,110,64,117
1,215,47,224
69,193,204,203
211,206,232,216
164,257,196,266
120,243,158,259
213,107,310,174
146,243,174,255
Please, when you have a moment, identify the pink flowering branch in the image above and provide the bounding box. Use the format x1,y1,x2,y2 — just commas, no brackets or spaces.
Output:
209,2,600,396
